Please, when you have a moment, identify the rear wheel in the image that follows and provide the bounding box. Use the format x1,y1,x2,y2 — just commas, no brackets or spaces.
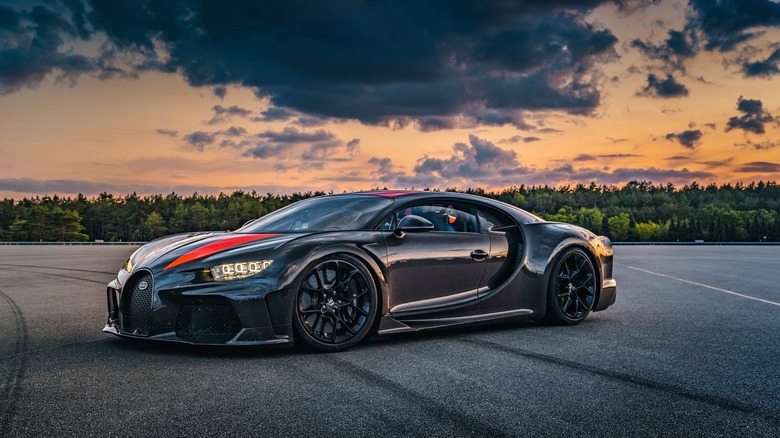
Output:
545,248,597,325
292,254,377,351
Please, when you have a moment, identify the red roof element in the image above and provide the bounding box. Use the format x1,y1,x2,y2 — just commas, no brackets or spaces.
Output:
365,190,419,198
164,234,279,270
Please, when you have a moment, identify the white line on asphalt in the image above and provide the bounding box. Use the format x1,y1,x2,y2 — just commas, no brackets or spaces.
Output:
620,265,780,307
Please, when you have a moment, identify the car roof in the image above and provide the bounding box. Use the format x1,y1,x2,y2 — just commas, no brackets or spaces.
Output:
339,190,543,224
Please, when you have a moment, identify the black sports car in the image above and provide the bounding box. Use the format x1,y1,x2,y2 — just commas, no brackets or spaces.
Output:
103,190,616,351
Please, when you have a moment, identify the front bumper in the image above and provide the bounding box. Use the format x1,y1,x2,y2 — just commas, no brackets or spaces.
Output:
103,271,294,346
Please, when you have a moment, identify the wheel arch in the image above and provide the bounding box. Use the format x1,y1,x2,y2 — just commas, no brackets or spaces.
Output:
292,243,387,332
542,240,602,317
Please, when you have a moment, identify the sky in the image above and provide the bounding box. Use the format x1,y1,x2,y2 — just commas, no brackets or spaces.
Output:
1,0,780,199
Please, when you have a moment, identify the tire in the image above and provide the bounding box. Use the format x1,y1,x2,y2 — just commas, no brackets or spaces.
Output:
292,254,378,352
544,247,597,325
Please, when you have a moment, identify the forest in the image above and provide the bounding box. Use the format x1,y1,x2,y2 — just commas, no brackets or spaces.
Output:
1,181,779,243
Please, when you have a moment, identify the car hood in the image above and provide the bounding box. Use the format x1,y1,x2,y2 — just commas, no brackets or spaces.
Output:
126,232,300,273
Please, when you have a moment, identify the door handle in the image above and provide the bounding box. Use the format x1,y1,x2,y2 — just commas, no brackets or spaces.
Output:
470,249,488,261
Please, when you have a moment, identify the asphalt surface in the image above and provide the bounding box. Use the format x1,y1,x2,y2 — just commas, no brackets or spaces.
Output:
0,245,778,437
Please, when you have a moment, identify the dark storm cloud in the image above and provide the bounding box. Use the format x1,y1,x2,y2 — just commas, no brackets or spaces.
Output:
688,0,780,52
155,128,178,138
638,74,689,98
47,0,629,128
182,131,217,150
629,1,780,73
734,161,780,173
665,129,703,149
742,48,780,77
725,97,775,135
0,4,97,93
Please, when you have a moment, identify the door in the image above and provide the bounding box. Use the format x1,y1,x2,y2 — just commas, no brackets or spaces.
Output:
381,202,490,316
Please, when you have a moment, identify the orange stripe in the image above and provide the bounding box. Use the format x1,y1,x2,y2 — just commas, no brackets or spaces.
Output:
164,234,279,270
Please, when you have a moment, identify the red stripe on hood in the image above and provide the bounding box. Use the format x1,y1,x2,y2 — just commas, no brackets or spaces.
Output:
164,234,279,270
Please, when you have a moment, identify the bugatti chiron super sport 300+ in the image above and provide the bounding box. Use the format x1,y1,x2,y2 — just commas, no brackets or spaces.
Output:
103,190,617,351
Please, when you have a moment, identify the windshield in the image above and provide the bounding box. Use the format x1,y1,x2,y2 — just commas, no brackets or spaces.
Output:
237,195,394,233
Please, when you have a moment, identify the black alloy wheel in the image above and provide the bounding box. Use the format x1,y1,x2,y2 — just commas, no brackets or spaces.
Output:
545,248,597,325
293,254,377,351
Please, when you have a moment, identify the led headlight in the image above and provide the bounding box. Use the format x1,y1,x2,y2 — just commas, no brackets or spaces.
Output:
210,260,272,281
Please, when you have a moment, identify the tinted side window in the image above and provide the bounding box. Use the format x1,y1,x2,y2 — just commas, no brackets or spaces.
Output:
476,206,517,232
381,203,479,233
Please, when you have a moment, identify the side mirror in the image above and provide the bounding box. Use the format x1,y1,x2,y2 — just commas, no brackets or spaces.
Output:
394,215,434,237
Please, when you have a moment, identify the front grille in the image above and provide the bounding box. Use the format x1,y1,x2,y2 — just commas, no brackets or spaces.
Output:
122,272,153,335
175,299,241,344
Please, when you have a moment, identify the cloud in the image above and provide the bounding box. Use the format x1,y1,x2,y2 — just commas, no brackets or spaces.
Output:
367,135,714,188
725,97,775,135
742,48,780,77
50,0,626,129
240,126,360,165
688,0,780,52
628,2,780,74
499,135,541,144
182,131,217,150
221,126,247,137
412,135,522,181
212,85,227,100
736,139,780,150
638,74,689,98
207,104,253,125
255,127,336,144
243,143,293,159
155,128,178,138
252,107,297,123
574,153,642,161
734,161,780,173
301,138,360,162
631,29,697,71
697,157,734,169
0,4,99,94
665,129,703,149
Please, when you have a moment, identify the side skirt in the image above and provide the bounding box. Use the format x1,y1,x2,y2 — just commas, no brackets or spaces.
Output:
377,308,534,335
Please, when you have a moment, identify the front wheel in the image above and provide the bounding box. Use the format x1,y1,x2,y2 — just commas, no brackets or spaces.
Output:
292,254,377,351
544,248,597,325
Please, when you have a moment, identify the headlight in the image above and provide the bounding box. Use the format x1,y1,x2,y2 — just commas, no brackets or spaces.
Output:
210,260,273,281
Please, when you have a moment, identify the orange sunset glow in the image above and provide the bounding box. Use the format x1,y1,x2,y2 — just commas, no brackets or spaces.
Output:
1,0,780,199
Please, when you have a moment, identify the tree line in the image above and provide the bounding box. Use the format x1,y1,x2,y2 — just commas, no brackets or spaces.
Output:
1,180,779,242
